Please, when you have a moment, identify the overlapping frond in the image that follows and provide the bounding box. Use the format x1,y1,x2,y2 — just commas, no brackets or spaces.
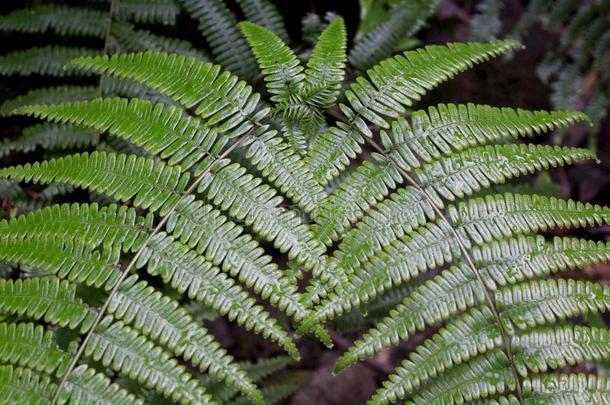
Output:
235,0,289,43
180,0,258,80
0,5,106,37
0,86,97,117
0,278,96,332
0,46,98,77
0,124,98,157
0,365,54,405
112,23,210,61
349,0,441,70
370,279,610,404
0,322,70,375
87,318,215,404
115,0,180,25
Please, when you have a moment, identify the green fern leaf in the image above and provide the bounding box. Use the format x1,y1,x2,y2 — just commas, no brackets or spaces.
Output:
71,52,267,131
491,374,610,404
0,278,96,332
0,322,70,375
306,40,521,185
336,235,610,372
302,193,609,332
112,276,265,404
199,158,326,265
18,98,224,173
384,104,589,171
402,349,515,405
139,232,300,359
311,155,403,245
62,364,144,405
512,325,610,375
416,144,596,207
0,46,98,77
302,17,347,108
239,21,304,103
87,318,214,404
0,151,189,214
0,365,54,405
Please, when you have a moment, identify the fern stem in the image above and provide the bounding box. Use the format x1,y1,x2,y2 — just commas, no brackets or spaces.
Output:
97,0,117,98
50,134,251,404
364,137,525,405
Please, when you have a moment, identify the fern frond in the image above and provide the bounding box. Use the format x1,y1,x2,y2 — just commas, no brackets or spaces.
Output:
0,5,106,37
403,349,515,405
0,202,300,358
235,0,289,43
0,46,98,77
416,144,595,207
0,86,96,116
199,159,326,266
139,232,300,358
111,23,210,61
336,234,610,372
62,364,144,405
71,52,266,135
180,0,258,80
312,156,403,245
18,98,223,173
306,40,521,185
245,131,327,213
0,203,152,253
397,325,610,404
87,318,214,404
349,0,441,70
302,193,609,331
302,17,347,108
115,0,180,25
512,325,610,375
0,365,54,405
491,373,610,404
332,186,433,273
383,104,589,171
0,278,96,332
497,278,610,332
0,124,98,157
112,276,264,404
0,151,189,215
71,52,327,213
0,322,69,375
239,21,304,103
